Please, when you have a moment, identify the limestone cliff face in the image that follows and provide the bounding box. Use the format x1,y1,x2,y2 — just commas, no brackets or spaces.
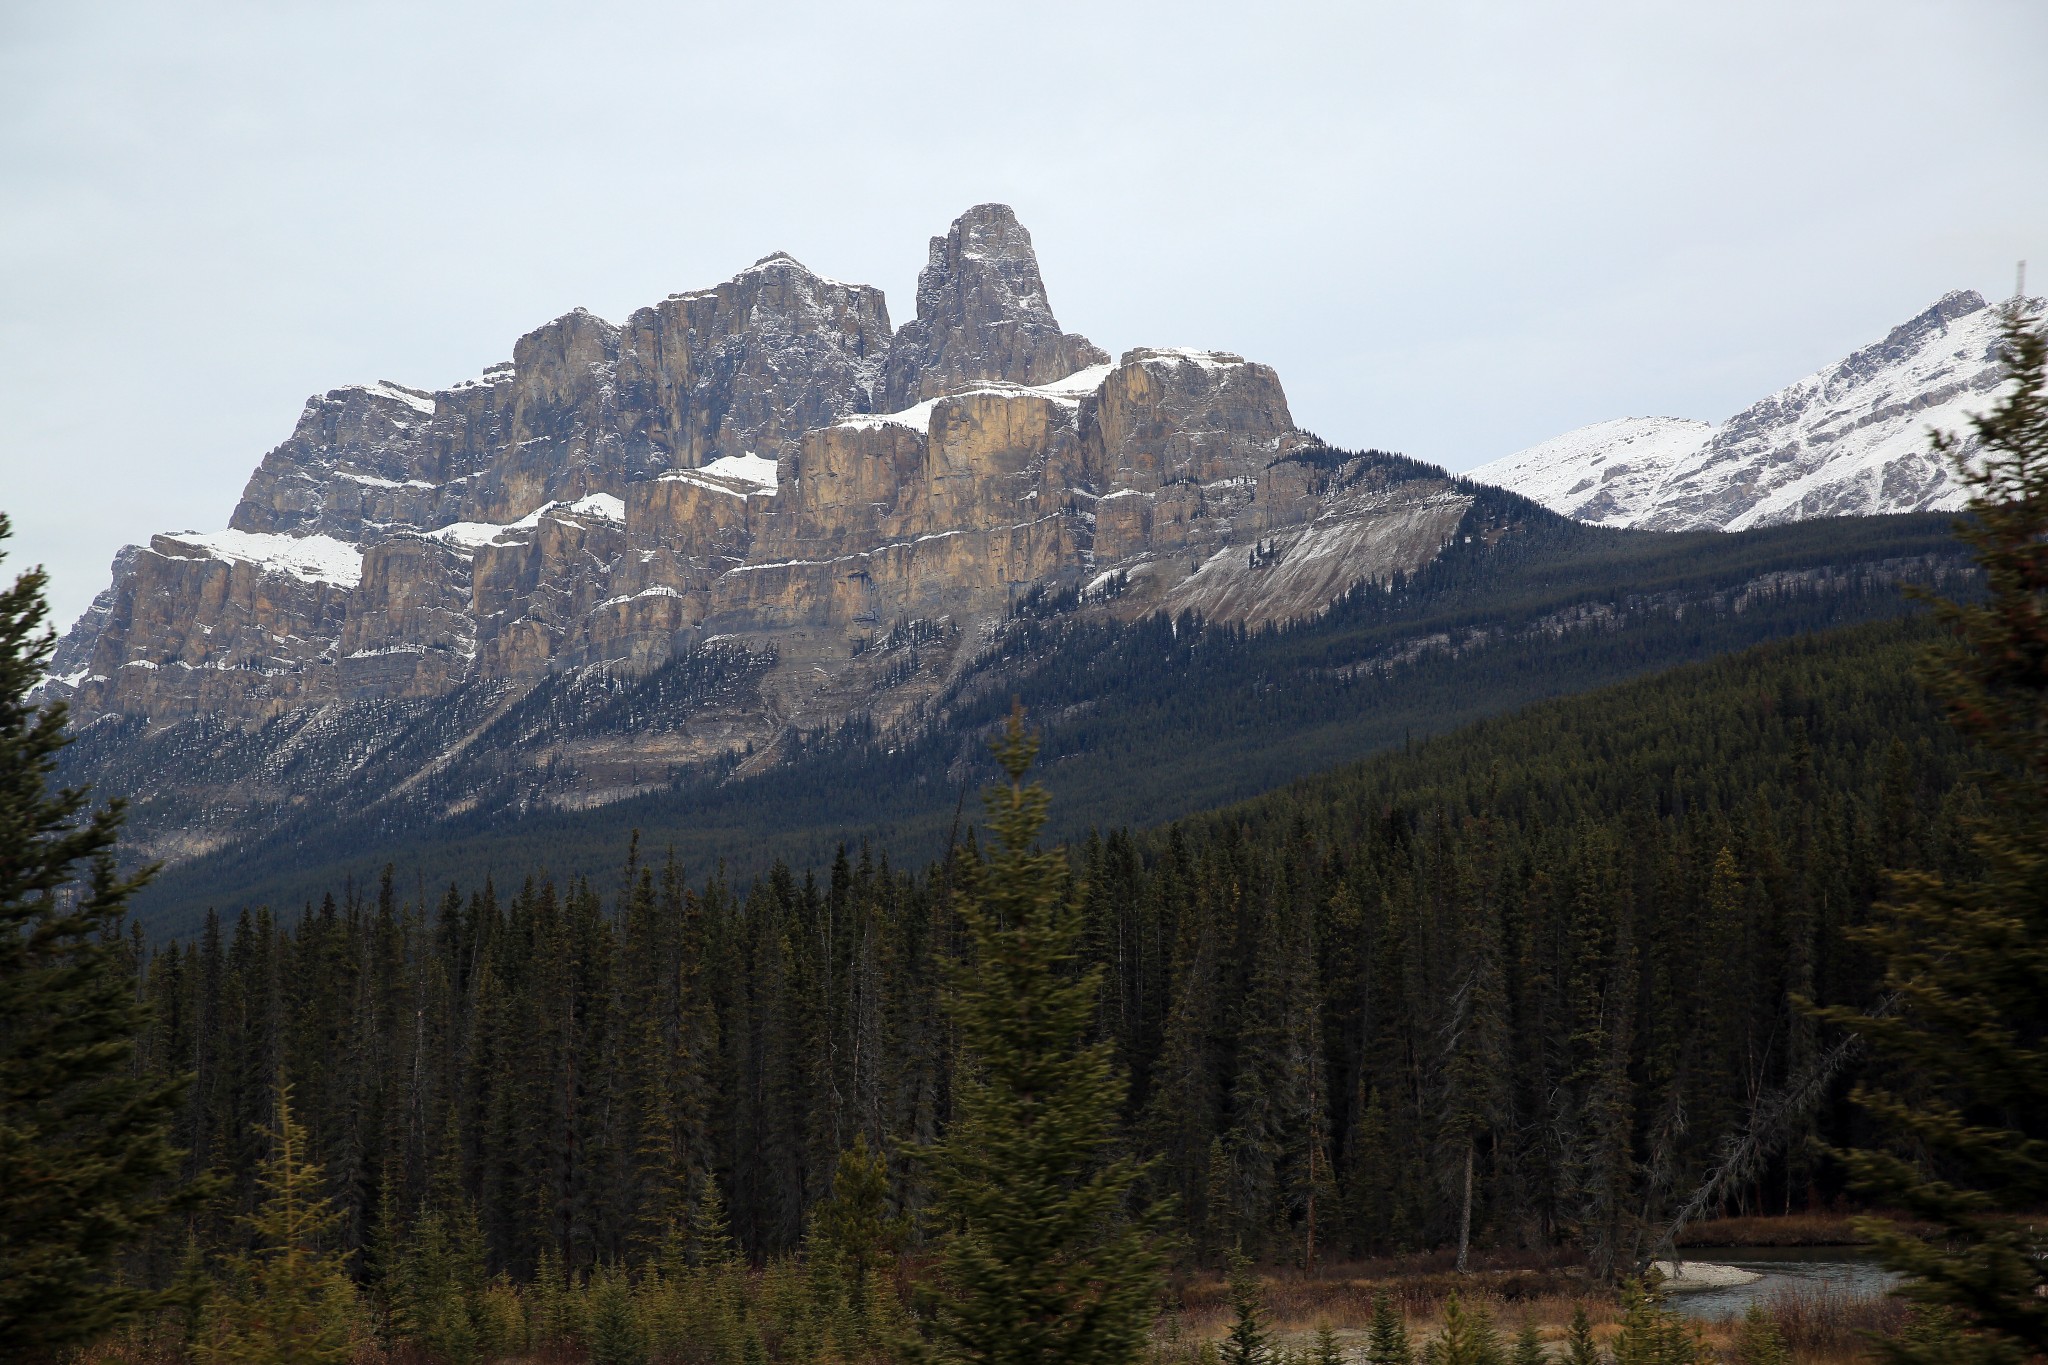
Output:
876,204,1108,410
615,254,893,474
50,205,1470,810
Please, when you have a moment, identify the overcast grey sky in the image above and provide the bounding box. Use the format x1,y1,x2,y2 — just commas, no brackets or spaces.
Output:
3,0,2043,628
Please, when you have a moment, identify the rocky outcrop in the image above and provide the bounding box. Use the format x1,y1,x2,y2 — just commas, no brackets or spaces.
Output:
876,204,1107,409
49,205,1473,818
615,255,893,474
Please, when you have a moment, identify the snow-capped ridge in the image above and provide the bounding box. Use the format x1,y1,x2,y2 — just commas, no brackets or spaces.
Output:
1470,290,2037,532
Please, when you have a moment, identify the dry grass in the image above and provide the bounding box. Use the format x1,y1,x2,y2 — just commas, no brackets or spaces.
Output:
1759,1285,1909,1362
1159,1254,1617,1359
1152,1254,1906,1365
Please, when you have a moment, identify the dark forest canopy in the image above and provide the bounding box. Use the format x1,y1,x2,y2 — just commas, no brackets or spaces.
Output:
121,615,1974,1295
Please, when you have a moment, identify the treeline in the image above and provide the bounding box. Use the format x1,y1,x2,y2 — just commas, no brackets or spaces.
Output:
119,617,1973,1295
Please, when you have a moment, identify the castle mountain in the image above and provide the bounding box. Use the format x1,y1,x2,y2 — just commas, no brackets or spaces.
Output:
37,208,1994,922
45,205,1500,872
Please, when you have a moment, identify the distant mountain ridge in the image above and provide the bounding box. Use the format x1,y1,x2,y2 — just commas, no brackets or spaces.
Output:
38,208,1991,904
1470,289,2032,530
41,203,1504,874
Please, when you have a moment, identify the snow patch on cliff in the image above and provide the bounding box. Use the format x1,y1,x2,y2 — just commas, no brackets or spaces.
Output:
699,453,779,491
163,530,365,588
344,380,437,417
849,363,1116,434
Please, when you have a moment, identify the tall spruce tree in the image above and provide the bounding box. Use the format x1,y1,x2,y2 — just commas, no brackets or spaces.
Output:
925,708,1165,1365
0,518,195,1360
1367,1293,1413,1365
1219,1250,1272,1365
198,1084,359,1365
1816,300,2048,1364
1559,1307,1600,1365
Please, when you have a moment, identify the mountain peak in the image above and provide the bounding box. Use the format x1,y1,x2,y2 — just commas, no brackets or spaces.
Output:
876,204,1108,410
1470,287,2016,531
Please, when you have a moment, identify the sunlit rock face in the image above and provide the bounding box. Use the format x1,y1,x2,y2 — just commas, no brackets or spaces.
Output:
50,204,1469,788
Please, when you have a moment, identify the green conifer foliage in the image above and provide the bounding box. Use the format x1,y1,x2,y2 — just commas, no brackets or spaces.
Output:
586,1262,648,1365
1608,1280,1694,1365
1219,1251,1272,1365
1816,301,2048,1364
1367,1293,1413,1365
809,1134,907,1284
1731,1302,1789,1365
0,519,196,1360
389,1206,484,1365
1315,1321,1349,1365
1434,1294,1505,1365
924,709,1165,1365
196,1085,360,1364
1559,1307,1600,1365
1511,1319,1547,1365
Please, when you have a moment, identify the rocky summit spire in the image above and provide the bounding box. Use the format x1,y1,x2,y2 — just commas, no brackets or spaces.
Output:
877,203,1108,410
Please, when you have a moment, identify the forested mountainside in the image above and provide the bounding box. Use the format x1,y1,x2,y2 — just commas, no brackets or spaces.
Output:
119,614,1971,1295
120,499,1967,935
1471,289,2036,530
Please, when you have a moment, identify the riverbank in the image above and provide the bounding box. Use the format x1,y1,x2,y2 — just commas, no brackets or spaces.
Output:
1153,1244,1902,1364
1676,1211,1933,1247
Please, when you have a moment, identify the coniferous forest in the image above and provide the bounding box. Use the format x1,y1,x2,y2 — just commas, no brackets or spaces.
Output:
118,617,1969,1293
3,303,2044,1365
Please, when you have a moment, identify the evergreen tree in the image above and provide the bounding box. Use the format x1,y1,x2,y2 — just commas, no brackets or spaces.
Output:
1367,1293,1413,1365
1315,1321,1349,1365
1559,1307,1600,1365
1816,300,2048,1363
1608,1280,1693,1365
389,1206,484,1365
807,1134,909,1305
924,709,1165,1365
1219,1250,1272,1365
0,519,196,1360
586,1261,648,1365
1731,1302,1789,1365
1511,1320,1547,1365
1434,1294,1505,1365
197,1084,359,1365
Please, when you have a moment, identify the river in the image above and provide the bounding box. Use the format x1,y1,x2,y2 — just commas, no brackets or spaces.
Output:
1662,1246,1900,1319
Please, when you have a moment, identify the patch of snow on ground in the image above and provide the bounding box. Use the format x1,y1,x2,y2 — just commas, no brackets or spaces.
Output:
843,396,945,433
166,530,365,588
430,493,624,548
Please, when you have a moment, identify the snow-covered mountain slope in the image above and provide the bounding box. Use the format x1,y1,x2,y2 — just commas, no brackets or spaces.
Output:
1469,290,2031,531
1471,417,1713,527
